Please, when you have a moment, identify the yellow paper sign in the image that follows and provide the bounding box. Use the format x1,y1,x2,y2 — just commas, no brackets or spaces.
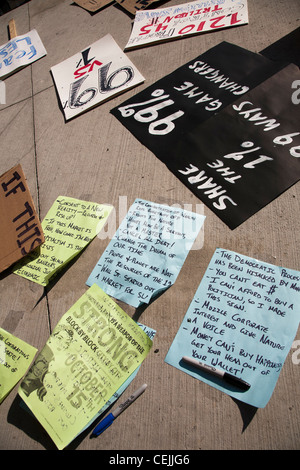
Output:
0,327,37,404
13,196,112,286
18,284,153,449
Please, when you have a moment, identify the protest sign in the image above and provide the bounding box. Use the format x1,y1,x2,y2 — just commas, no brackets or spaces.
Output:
18,284,153,450
112,42,299,229
167,63,300,229
260,27,300,69
0,164,44,273
165,248,300,408
0,29,46,79
87,198,205,308
51,34,144,120
0,327,37,404
125,0,248,49
111,41,283,161
13,196,112,286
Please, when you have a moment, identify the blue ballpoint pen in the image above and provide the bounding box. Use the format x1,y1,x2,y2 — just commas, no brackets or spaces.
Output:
91,384,147,437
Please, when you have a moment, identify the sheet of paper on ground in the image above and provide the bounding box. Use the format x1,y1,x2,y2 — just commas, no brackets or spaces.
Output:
0,164,44,273
165,248,300,408
13,196,112,286
0,29,46,79
51,34,144,120
80,322,155,435
87,198,205,308
0,327,37,404
18,284,153,449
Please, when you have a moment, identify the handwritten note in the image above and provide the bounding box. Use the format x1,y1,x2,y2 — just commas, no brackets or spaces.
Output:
0,29,47,79
87,198,205,308
0,327,37,404
125,0,248,50
13,196,112,286
51,34,144,120
0,164,44,273
18,284,153,450
165,248,300,408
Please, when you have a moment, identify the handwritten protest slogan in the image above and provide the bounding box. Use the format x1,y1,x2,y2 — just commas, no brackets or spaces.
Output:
165,249,300,408
111,41,283,163
170,63,300,228
0,327,37,404
13,196,112,286
112,42,299,229
0,29,47,79
18,284,153,449
125,0,248,50
87,199,205,308
0,164,44,273
51,34,144,121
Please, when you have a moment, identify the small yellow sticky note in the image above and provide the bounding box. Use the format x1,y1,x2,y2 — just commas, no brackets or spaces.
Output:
18,284,153,449
13,196,112,286
0,327,37,404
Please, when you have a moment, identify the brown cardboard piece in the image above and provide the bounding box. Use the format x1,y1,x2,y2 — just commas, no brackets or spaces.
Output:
0,164,44,273
115,0,162,15
73,0,114,12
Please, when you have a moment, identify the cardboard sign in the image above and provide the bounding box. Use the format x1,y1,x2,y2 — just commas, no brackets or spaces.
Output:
19,284,153,449
0,29,47,79
125,0,248,49
0,164,44,273
165,248,300,408
111,41,283,164
51,34,145,120
73,0,113,13
115,0,162,16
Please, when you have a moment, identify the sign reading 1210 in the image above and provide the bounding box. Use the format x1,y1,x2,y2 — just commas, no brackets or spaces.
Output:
51,34,145,120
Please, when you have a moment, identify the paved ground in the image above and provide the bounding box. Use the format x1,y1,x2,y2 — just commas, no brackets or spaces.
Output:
0,0,299,451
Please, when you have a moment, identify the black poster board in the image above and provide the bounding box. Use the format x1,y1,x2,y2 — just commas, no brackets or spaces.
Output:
260,27,300,68
111,42,300,229
111,42,283,158
163,64,300,229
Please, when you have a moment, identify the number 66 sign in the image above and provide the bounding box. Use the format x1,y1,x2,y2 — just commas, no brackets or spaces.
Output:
51,34,145,120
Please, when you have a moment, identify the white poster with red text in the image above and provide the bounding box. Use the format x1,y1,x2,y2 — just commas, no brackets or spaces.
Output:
51,34,144,120
125,0,248,50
